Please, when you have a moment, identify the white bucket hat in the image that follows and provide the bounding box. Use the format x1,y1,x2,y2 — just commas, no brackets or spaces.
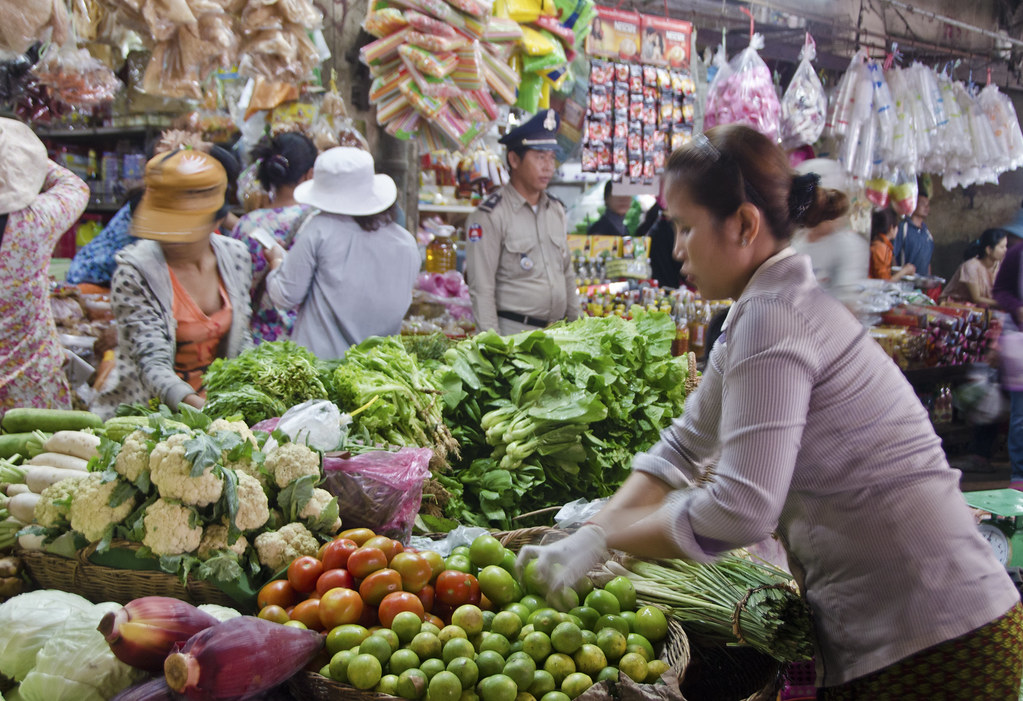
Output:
0,118,48,215
294,147,396,216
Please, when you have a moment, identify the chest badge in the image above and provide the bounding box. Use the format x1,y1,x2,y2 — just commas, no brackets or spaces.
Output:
520,254,534,271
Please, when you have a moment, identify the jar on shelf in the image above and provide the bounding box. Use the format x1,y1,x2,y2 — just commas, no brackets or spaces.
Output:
425,226,457,274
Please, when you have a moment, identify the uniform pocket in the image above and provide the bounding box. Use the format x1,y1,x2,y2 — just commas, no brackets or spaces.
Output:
503,228,535,255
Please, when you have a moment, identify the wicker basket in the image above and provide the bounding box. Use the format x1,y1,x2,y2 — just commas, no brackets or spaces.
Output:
287,615,691,701
18,540,242,609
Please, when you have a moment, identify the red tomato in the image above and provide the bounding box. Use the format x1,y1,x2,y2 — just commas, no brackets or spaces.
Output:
424,613,444,629
339,528,376,546
347,547,388,579
363,535,401,561
315,568,356,597
257,579,297,610
415,584,435,613
378,591,427,627
318,587,364,629
435,570,480,607
319,538,358,571
287,556,324,593
390,552,433,593
419,550,446,583
359,568,403,606
290,598,324,631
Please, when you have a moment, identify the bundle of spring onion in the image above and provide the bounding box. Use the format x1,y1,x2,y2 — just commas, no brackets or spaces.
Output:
606,552,815,662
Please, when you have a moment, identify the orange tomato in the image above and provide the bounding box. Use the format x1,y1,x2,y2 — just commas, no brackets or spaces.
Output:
290,598,324,631
257,579,298,610
339,528,376,546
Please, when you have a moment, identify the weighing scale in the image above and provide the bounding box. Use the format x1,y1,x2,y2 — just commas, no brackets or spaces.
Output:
962,489,1023,568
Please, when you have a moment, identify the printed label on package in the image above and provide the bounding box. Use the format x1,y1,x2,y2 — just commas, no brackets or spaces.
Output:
640,15,693,68
587,7,642,61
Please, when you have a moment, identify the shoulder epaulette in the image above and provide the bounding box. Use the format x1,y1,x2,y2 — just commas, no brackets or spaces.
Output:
547,193,565,209
478,192,502,213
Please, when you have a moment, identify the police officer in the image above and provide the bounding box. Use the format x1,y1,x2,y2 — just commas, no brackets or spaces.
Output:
465,110,580,334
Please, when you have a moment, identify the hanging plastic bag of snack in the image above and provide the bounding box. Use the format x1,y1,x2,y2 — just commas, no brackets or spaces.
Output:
780,33,826,149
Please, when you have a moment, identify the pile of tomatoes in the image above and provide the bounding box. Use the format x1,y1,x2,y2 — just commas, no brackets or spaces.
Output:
256,527,510,632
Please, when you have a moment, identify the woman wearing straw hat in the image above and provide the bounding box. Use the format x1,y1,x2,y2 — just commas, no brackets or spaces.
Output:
264,147,420,359
0,118,90,419
90,149,253,417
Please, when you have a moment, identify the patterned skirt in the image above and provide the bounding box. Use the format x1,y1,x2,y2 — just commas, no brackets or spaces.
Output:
819,601,1023,701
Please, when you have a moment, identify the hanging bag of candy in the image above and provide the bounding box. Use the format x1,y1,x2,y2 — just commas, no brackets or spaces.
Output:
702,42,732,130
704,32,780,141
780,33,826,150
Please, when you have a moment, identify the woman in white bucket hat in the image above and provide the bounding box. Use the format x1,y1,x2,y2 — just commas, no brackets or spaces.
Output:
264,147,420,359
0,118,90,419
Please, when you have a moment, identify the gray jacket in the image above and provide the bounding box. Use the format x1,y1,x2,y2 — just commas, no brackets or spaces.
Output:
91,236,253,418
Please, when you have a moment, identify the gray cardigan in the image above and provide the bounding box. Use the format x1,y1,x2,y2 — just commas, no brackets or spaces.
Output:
91,236,253,418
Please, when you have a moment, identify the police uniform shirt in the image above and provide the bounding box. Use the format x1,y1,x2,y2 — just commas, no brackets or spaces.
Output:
465,184,580,334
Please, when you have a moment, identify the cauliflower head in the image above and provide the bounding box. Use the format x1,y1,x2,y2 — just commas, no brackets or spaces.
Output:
253,522,319,572
235,471,270,532
208,420,266,486
198,523,248,560
114,430,151,483
68,474,137,542
149,433,224,507
208,419,258,448
300,488,342,534
264,442,320,489
142,498,203,556
34,475,88,528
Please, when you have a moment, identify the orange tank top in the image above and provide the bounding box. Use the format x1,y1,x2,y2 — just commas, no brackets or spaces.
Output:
169,266,233,395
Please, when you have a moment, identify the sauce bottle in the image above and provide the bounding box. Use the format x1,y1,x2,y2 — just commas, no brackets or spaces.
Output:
425,226,457,273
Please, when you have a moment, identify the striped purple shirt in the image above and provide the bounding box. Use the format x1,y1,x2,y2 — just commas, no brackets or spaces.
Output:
634,250,1019,686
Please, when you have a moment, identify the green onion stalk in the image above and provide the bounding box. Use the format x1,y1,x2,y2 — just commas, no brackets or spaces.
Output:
608,551,815,662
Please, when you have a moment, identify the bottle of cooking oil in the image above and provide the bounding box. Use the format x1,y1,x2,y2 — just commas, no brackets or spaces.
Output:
425,225,457,273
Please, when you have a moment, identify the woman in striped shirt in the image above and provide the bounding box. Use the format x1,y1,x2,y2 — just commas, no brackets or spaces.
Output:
520,125,1022,698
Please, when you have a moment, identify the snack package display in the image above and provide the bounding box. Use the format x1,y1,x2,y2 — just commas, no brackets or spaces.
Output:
704,33,780,141
780,34,826,150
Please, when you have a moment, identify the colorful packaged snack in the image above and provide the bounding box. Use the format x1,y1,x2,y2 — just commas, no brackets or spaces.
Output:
398,44,457,78
470,87,499,119
615,63,630,83
589,59,613,86
643,65,657,86
533,15,575,47
590,85,609,114
408,31,466,53
359,28,410,66
362,7,408,37
614,84,629,111
629,64,643,92
482,16,524,42
643,97,657,125
452,40,484,90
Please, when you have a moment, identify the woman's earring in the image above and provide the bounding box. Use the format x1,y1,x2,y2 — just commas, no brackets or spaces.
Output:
740,238,748,248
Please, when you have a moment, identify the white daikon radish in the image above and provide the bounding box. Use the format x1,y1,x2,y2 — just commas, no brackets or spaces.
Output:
42,431,100,461
28,452,89,471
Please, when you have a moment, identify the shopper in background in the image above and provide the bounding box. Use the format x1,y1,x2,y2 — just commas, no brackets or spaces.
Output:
91,150,253,418
869,207,915,281
519,125,1022,699
264,147,418,359
587,180,633,236
994,233,1023,491
635,183,683,289
789,158,867,301
465,110,580,334
231,131,318,344
893,191,934,275
941,228,1007,306
0,118,90,418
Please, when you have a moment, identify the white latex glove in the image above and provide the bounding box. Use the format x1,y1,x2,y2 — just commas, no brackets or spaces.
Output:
516,524,608,598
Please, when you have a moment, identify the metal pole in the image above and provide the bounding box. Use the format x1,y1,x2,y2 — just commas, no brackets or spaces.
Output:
876,0,1023,49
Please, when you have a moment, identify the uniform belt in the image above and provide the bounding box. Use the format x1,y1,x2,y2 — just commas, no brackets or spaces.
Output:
497,310,550,327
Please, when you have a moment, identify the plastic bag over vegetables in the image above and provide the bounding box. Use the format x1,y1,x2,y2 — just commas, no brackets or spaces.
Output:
704,34,780,141
33,45,121,107
780,33,826,149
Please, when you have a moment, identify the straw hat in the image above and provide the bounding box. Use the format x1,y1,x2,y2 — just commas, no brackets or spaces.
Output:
294,147,396,216
132,150,227,243
0,118,49,215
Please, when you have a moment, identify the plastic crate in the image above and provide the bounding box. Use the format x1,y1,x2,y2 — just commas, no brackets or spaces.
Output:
779,660,816,700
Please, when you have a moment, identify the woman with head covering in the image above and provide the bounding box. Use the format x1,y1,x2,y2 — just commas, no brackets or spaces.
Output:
940,228,1008,306
518,125,1022,699
90,149,253,417
0,118,90,419
230,131,318,343
263,147,419,359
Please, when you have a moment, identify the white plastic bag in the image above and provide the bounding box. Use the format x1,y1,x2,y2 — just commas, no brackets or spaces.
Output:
262,399,351,453
704,34,780,141
780,34,826,149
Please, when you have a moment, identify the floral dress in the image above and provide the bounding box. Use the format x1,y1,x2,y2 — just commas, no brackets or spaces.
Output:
0,163,89,418
230,205,308,344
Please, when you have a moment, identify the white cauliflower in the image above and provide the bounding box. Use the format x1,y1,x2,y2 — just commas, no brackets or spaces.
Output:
142,498,202,556
300,488,342,534
264,442,320,489
149,433,224,507
234,471,270,532
253,522,319,572
114,430,151,483
34,475,88,528
208,419,258,448
198,523,248,560
68,474,137,542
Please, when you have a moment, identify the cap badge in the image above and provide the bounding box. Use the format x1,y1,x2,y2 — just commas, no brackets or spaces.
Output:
543,110,557,131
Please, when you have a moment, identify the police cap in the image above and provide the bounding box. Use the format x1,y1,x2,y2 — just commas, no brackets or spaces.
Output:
498,109,561,151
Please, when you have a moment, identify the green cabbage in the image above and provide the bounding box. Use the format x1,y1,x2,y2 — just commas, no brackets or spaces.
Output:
0,590,93,682
19,601,146,701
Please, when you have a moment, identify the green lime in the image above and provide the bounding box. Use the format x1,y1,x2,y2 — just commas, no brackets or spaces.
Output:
517,624,535,641
492,611,523,639
550,622,583,655
389,648,421,676
519,594,545,612
461,691,480,701
451,545,471,558
646,659,670,683
479,565,521,607
422,622,443,637
580,630,596,646
378,674,400,696
571,644,606,677
542,653,576,686
522,560,546,596
584,590,620,616
411,632,443,660
397,668,430,700
348,653,383,690
443,637,477,665
447,656,480,689
528,608,561,636
500,550,518,573
594,614,630,637
616,652,648,683
602,577,636,611
476,648,506,678
319,664,331,677
568,606,599,631
626,633,655,662
632,606,668,643
503,602,532,625
452,605,485,636
421,657,447,681
446,554,473,573
560,672,593,700
470,534,507,568
480,631,512,657
328,649,357,683
514,693,535,701
478,673,519,701
573,577,593,600
596,667,618,683
326,624,370,655
392,611,424,643
620,611,638,633
360,634,393,665
482,610,497,632
595,628,627,662
440,625,469,645
540,693,571,701
375,628,401,652
521,631,552,663
546,586,579,613
469,632,485,652
503,653,537,690
429,670,464,701
528,670,556,697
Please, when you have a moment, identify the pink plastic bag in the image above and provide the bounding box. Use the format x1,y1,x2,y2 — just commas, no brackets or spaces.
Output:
322,448,432,542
